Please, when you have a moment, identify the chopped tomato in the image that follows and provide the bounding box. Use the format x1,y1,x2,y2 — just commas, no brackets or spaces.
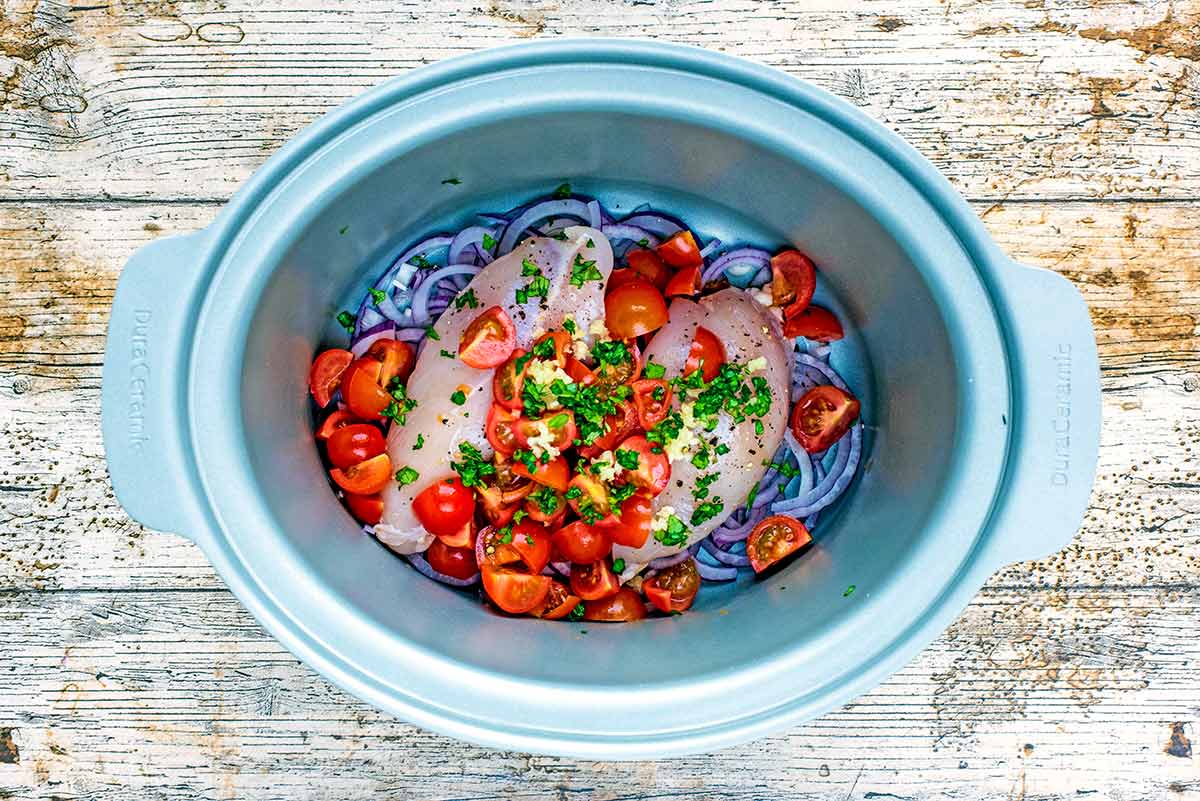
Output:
478,488,520,527
532,330,571,367
412,476,475,538
597,490,653,548
437,518,474,549
626,248,672,290
366,339,415,387
664,264,701,297
630,378,672,429
341,357,392,419
552,521,612,564
584,587,647,621
746,515,812,573
782,305,844,342
493,348,529,410
607,268,643,292
459,306,516,369
655,230,703,268
790,385,861,453
580,399,639,457
476,466,533,527
570,559,620,601
643,559,700,613
616,435,671,495
485,403,522,455
507,520,553,574
482,567,552,615
685,326,725,383
531,580,580,620
316,409,358,440
344,492,383,525
564,355,597,386
514,412,577,455
325,423,386,469
426,539,478,580
593,340,641,393
329,453,392,495
771,249,816,318
309,349,353,408
524,489,567,526
566,473,611,520
513,454,570,492
605,279,668,339
476,525,524,569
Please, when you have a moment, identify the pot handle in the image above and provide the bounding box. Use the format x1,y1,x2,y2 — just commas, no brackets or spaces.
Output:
101,231,212,544
979,259,1101,570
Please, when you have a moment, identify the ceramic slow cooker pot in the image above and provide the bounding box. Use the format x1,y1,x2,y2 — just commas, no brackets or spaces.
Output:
101,40,1100,758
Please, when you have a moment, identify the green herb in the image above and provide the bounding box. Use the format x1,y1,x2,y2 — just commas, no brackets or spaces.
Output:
569,253,603,288
550,230,569,241
690,499,724,526
553,182,571,198
578,499,605,525
612,384,631,401
754,420,765,436
512,508,528,526
646,411,684,448
513,350,536,375
440,348,456,359
746,483,760,507
531,337,557,360
766,461,800,479
499,529,513,544
410,253,433,270
339,225,349,235
368,288,386,305
394,466,419,486
521,258,541,277
441,177,462,185
615,449,639,470
529,485,560,515
642,361,666,379
655,514,689,547
450,389,467,406
542,379,620,445
637,238,649,247
412,434,424,451
425,325,441,341
516,263,550,303
520,379,548,417
381,379,418,425
454,288,479,310
586,238,594,248
609,482,636,506
481,233,496,251
611,558,626,574
562,318,577,335
693,473,719,501
652,385,666,402
843,584,857,597
568,603,585,621
548,412,569,429
591,339,630,368
450,442,496,488
564,486,583,500
513,449,538,474
691,448,710,470
715,443,731,456
336,310,355,334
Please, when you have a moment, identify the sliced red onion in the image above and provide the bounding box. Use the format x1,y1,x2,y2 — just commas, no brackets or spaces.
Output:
354,303,386,336
550,561,571,577
648,549,692,570
361,524,374,536
792,353,851,392
771,423,862,518
701,538,751,567
699,238,722,259
350,326,397,358
600,224,660,248
618,213,684,239
809,342,833,362
373,292,408,324
695,559,739,581
712,503,768,546
405,553,479,587
751,479,781,509
783,430,816,497
394,326,428,343
804,461,826,530
702,247,771,286
448,225,498,266
395,235,453,269
410,264,482,324
749,264,771,287
586,199,602,228
498,199,593,254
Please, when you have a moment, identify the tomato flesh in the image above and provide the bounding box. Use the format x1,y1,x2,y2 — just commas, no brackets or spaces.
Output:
329,453,392,495
437,519,475,549
366,339,415,387
570,559,620,601
325,423,386,469
782,304,844,342
630,378,672,429
485,403,522,455
747,515,812,573
315,409,358,440
626,248,672,290
771,249,817,317
605,279,668,339
426,539,478,580
341,357,392,419
580,399,640,458
655,230,703,268
790,385,861,453
531,580,580,620
513,455,570,493
584,587,647,621
493,348,529,410
344,492,383,525
482,567,552,615
643,559,700,613
459,306,517,369
514,412,578,455
412,476,476,538
664,264,702,297
685,326,725,383
552,520,612,564
616,435,671,496
508,520,553,574
566,473,611,519
309,349,353,407
597,490,653,548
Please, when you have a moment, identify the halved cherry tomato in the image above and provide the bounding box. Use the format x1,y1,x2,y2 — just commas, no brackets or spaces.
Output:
552,521,611,564
626,248,672,290
605,279,669,339
412,476,475,538
782,305,844,342
685,326,725,383
344,492,383,525
607,268,643,292
508,520,553,574
616,435,671,495
325,423,386,469
566,473,611,519
309,349,353,407
570,559,620,601
790,385,861,453
341,357,393,419
493,348,529,410
476,525,524,569
531,580,581,620
564,355,597,386
655,230,703,268
426,539,478,581
476,467,533,527
459,306,516,369
580,399,640,457
437,518,475,549
486,403,522,455
366,339,416,387
584,587,647,622
746,515,812,573
643,558,700,613
597,490,653,548
514,412,578,455
513,454,570,492
316,409,358,440
330,453,392,495
532,330,571,367
771,249,817,317
664,264,702,297
630,379,672,429
478,491,519,527
482,566,552,614
524,488,567,526
593,340,641,393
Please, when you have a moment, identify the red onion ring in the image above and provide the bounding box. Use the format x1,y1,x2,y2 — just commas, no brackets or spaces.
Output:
618,212,684,239
497,199,593,254
695,559,738,581
600,224,660,248
350,326,397,358
405,553,479,587
771,423,862,518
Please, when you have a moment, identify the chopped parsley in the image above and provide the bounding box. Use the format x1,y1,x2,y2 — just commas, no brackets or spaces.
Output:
481,232,496,251
562,318,577,335
441,177,462,185
440,348,456,359
521,258,541,277
450,389,467,405
368,288,386,305
568,603,585,621
394,466,419,486
715,443,731,456
615,449,639,470
843,584,857,597
513,448,538,474
531,337,557,360
642,361,666,379
553,182,571,198
453,288,479,310
691,448,710,470
586,237,594,248
425,325,441,341
450,442,496,488
577,499,605,525
541,379,621,445
413,433,425,450
564,486,583,500
520,379,549,417
655,514,689,547
528,485,560,515
693,472,719,500
611,558,626,574
569,253,603,288
646,411,684,448
339,225,349,235
547,412,569,429
637,238,649,247
591,339,630,368
746,483,760,507
608,482,636,506
381,379,418,425
409,253,433,270
690,499,724,526
516,260,550,304
336,310,355,334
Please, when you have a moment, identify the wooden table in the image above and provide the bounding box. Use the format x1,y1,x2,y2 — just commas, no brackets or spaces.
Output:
1,1,1197,798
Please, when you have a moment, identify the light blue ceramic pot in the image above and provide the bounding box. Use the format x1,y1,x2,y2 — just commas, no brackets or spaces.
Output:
101,40,1100,758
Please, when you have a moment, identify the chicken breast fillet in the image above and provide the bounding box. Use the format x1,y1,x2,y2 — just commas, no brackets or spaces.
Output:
375,227,614,555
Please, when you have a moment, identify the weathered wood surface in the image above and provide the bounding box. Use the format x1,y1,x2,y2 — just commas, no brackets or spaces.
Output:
0,0,1198,798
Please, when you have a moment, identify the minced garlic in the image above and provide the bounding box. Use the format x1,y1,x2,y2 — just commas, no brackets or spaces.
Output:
746,356,767,373
523,419,562,461
589,450,619,483
651,505,677,533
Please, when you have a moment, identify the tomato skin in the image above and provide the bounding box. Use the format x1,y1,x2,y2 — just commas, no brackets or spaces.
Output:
782,305,844,342
513,455,570,493
580,399,640,458
342,357,392,419
309,349,354,407
790,385,861,453
412,476,476,538
437,519,475,549
366,339,415,387
325,424,386,469
459,306,517,369
747,515,812,573
664,264,702,297
493,348,529,410
507,520,553,574
643,559,700,613
564,355,597,386
552,521,612,564
655,230,703,268
617,435,671,496
426,539,478,580
771,250,817,317
514,412,578,455
605,279,669,339
570,559,620,601
344,492,383,525
630,378,672,429
607,268,643,292
584,587,648,621
316,409,358,440
597,490,653,548
593,340,642,393
482,567,552,615
626,248,672,290
524,490,567,526
685,326,726,383
566,473,611,519
531,580,580,620
486,403,522,455
330,453,392,495
476,525,525,569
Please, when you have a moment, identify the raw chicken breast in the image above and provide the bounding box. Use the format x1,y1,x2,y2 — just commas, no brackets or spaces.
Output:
612,288,792,575
375,227,613,555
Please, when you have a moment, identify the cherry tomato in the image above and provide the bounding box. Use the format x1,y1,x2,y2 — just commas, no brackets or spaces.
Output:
771,249,817,317
605,279,669,339
532,330,571,367
344,492,383,525
325,423,386,469
790,385,861,453
459,306,516,369
341,357,392,419
513,454,570,492
482,567,552,615
507,520,553,574
524,488,567,526
309,349,353,407
477,490,519,527
493,348,529,410
426,539,478,580
329,453,392,495
616,435,671,495
593,340,641,393
655,230,703,268
566,473,611,520
664,264,702,297
607,268,643,292
580,399,640,458
315,409,358,440
531,580,581,620
782,305,844,342
685,326,725,383
564,355,597,386
476,525,524,569
597,490,653,548
643,559,700,613
630,379,672,429
626,248,672,290
437,518,475,549
746,515,812,573
412,476,476,538
584,587,647,622
476,466,533,527
486,403,522,455
552,521,611,564
513,412,578,454
366,339,415,387
570,559,620,601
